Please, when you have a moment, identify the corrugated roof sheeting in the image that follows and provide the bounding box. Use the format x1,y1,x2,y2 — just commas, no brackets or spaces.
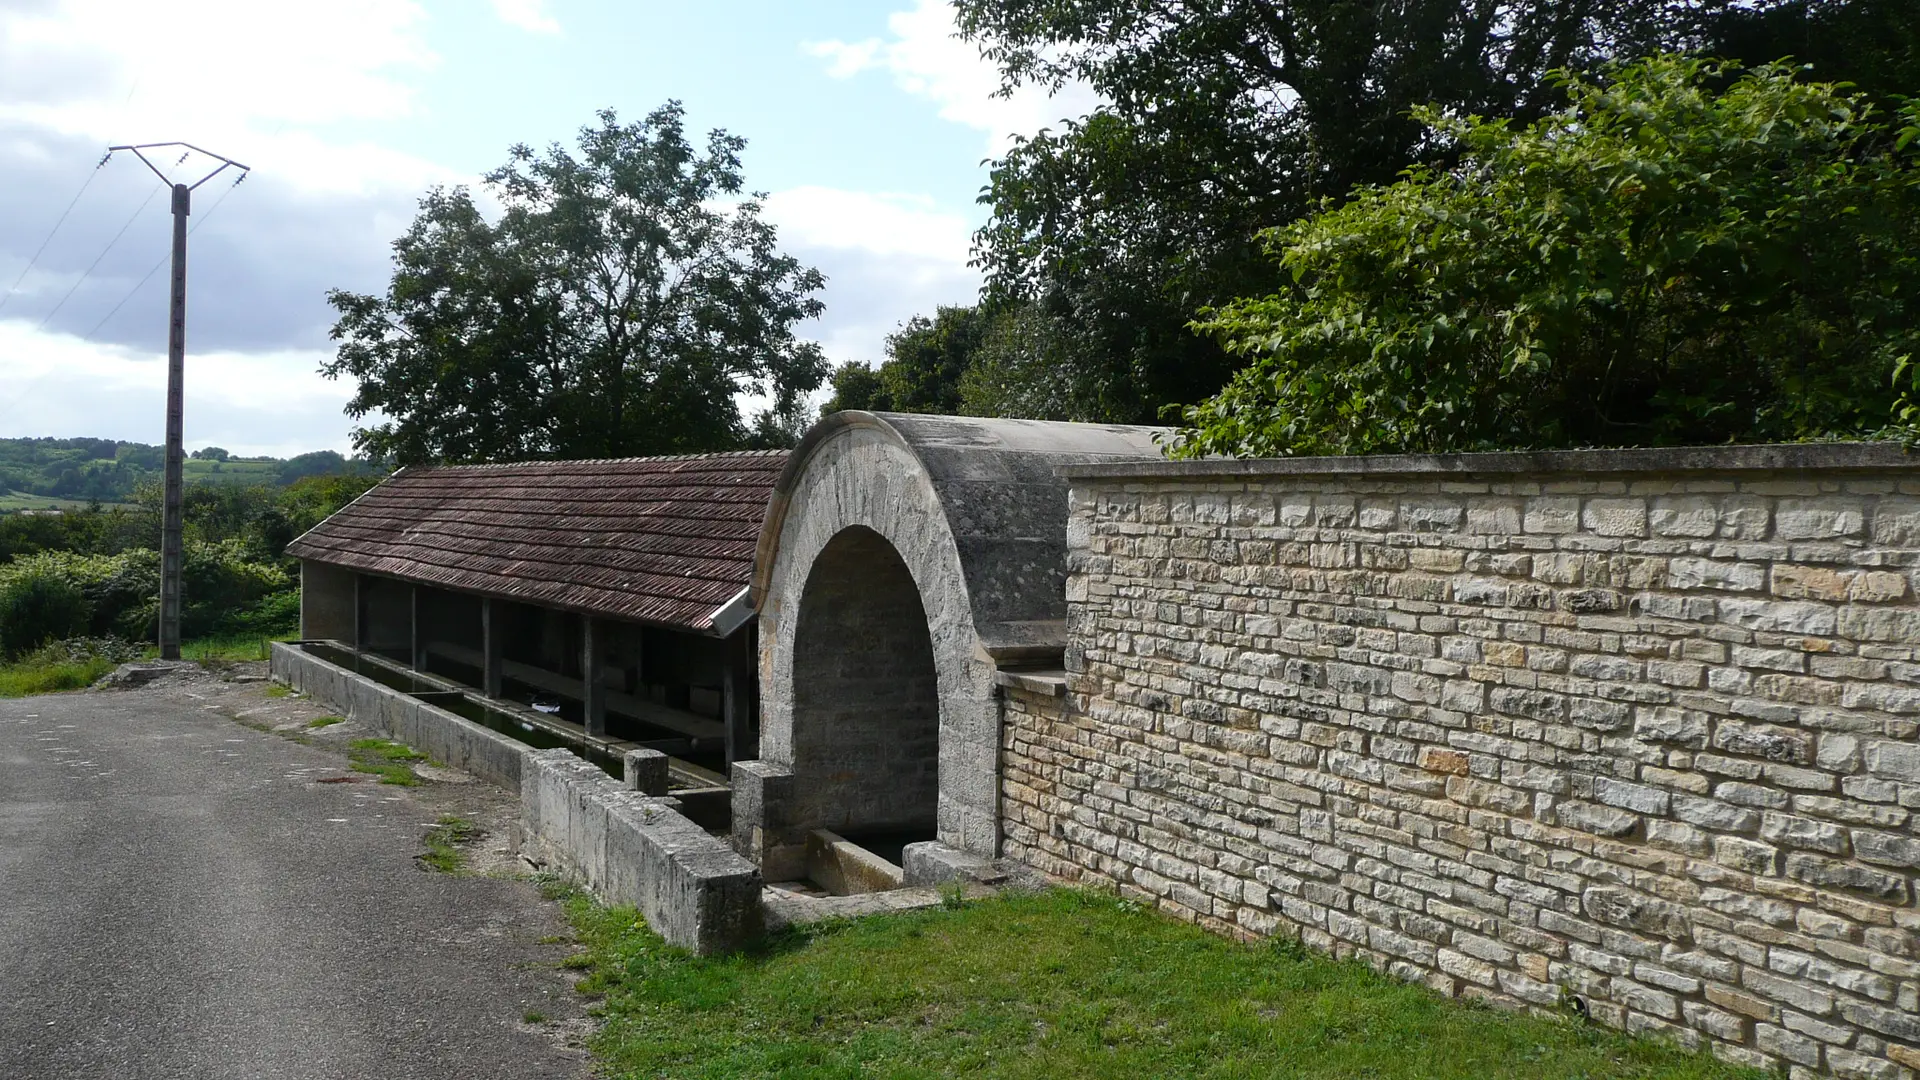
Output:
287,452,788,633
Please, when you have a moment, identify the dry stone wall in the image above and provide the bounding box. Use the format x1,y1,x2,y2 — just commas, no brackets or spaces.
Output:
1004,447,1920,1077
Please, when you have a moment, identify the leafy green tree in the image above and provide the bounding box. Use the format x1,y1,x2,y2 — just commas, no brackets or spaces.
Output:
1701,0,1920,107
820,305,991,417
324,103,828,464
1176,58,1920,458
955,0,1920,426
821,361,893,415
956,0,1700,424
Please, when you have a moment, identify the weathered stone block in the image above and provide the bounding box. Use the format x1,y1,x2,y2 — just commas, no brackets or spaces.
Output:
1582,886,1692,941
1782,852,1910,903
1583,498,1648,538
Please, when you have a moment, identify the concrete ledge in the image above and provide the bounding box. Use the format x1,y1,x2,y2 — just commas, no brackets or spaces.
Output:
270,642,526,791
805,830,904,895
1059,440,1916,480
522,749,762,954
902,840,994,887
993,669,1067,697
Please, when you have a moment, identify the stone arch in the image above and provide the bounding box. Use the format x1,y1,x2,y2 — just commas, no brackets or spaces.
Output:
736,412,1163,874
788,525,942,836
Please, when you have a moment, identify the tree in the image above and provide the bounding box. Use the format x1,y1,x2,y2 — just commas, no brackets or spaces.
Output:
1701,0,1920,108
821,360,893,415
1175,58,1920,458
324,103,828,465
956,0,1702,425
956,0,1920,426
821,305,994,417
190,447,230,462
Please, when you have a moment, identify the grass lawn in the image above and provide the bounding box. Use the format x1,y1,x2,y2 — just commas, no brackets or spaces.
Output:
562,887,1761,1080
0,655,117,698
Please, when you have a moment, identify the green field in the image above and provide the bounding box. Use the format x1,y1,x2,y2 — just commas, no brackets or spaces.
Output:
182,458,283,482
0,491,124,513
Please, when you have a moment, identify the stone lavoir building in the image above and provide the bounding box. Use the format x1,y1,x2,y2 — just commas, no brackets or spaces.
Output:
748,424,1920,1079
293,416,1920,1075
289,452,780,775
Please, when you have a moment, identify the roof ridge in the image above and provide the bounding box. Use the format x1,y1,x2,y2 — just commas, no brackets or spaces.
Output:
404,450,791,472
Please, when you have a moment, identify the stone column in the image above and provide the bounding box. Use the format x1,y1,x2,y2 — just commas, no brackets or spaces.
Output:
481,597,503,698
582,615,606,736
409,584,424,671
722,626,755,764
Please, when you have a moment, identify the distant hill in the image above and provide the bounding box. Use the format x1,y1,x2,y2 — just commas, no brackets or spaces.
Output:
0,437,384,511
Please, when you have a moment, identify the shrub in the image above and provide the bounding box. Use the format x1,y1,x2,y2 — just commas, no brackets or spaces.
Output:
1,541,291,644
0,572,92,659
1179,57,1920,457
226,589,301,636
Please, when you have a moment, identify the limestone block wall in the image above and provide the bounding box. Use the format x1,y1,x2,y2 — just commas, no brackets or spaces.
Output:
1006,446,1920,1076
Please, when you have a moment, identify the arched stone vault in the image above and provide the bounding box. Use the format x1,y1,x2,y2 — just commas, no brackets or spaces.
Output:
733,411,1163,878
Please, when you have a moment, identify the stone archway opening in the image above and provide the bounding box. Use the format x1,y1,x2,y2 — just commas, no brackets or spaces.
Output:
789,525,941,861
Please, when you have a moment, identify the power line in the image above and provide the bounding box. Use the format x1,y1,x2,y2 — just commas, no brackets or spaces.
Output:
0,153,110,316
82,171,247,342
33,152,188,333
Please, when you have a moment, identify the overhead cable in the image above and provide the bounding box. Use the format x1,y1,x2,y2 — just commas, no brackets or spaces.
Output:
0,153,111,316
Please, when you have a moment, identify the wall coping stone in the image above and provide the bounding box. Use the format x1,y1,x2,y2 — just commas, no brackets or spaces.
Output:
1059,441,1915,480
993,669,1068,697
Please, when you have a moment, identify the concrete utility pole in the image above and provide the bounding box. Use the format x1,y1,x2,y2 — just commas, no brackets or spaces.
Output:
107,143,249,660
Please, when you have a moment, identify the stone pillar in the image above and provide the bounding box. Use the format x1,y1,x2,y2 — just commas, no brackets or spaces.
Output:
722,627,755,764
481,597,503,698
582,615,606,736
297,560,356,641
409,584,424,671
352,574,367,651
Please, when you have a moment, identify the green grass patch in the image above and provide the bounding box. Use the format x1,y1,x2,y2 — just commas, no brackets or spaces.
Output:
180,633,280,663
419,815,482,874
561,889,1761,1080
306,715,344,729
264,684,293,698
0,655,116,698
347,737,426,785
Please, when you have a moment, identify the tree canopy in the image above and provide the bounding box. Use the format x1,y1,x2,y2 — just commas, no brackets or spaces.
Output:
952,0,1920,428
955,0,1705,425
1174,57,1920,458
324,103,827,465
821,305,990,415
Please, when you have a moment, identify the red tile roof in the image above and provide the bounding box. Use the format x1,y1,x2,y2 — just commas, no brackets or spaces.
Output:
286,452,787,633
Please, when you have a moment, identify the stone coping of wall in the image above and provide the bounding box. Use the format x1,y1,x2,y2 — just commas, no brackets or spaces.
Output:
270,641,526,791
269,643,762,954
1058,441,1915,480
992,669,1068,697
521,749,762,955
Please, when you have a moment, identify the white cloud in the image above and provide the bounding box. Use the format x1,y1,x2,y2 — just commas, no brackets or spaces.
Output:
0,320,360,456
758,186,980,377
803,0,1100,156
0,0,449,198
761,187,972,263
491,0,560,36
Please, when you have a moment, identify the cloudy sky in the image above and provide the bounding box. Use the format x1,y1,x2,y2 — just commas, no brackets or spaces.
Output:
0,0,1095,457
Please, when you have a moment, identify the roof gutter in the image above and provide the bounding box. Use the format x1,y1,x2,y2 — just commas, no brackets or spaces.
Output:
708,585,755,638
